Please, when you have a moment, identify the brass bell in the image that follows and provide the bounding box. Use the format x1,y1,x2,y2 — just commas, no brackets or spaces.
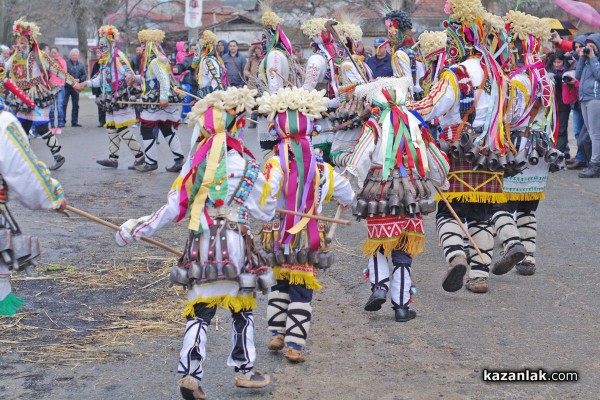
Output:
528,149,539,166
354,199,368,220
222,263,238,279
498,154,507,169
464,145,480,163
487,152,500,171
506,151,516,166
275,249,286,265
265,252,277,267
389,194,401,216
169,266,189,286
286,251,297,265
308,251,319,265
188,262,204,281
544,148,559,164
367,200,379,217
257,268,277,293
297,249,308,264
205,263,218,281
514,150,528,170
238,272,257,295
473,153,488,171
377,199,389,216
536,139,549,156
450,141,463,159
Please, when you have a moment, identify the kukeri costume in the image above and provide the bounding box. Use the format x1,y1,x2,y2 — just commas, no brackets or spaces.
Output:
407,0,523,294
257,87,354,363
382,9,426,100
82,25,145,170
191,30,227,99
5,20,78,171
115,87,274,398
256,8,296,158
0,97,64,316
131,29,184,173
494,13,561,276
326,18,373,165
343,77,449,322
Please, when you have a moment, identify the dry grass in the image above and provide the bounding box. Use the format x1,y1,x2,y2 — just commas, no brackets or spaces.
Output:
1,253,188,366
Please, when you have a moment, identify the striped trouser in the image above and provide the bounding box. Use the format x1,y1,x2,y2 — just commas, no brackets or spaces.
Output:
368,250,412,310
179,303,256,383
106,126,144,160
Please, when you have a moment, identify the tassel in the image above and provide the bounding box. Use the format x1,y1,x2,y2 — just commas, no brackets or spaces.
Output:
182,294,257,317
435,191,507,204
0,292,25,317
362,233,426,257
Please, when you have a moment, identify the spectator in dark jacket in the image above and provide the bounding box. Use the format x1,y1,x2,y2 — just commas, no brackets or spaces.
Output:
90,49,106,127
575,33,600,178
130,46,142,73
63,48,87,127
366,38,393,79
222,40,247,87
565,35,592,170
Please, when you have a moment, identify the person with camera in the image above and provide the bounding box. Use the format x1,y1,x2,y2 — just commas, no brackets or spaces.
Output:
546,50,572,159
575,33,600,178
563,35,593,170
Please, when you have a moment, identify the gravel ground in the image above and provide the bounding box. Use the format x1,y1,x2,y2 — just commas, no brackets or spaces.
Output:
1,97,597,399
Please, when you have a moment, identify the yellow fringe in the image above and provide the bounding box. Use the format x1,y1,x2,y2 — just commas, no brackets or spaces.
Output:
183,294,257,317
105,118,138,130
362,232,425,257
324,164,334,203
505,191,545,201
260,158,282,207
435,191,507,204
273,266,322,290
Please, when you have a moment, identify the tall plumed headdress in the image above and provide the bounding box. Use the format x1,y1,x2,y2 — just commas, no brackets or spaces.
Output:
259,1,292,56
380,2,414,49
138,29,165,44
442,0,487,63
98,25,120,42
260,0,283,29
199,30,217,50
12,19,40,39
258,87,329,253
417,30,447,59
178,87,258,232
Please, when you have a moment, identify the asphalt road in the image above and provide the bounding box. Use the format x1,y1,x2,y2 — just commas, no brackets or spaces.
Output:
1,96,598,399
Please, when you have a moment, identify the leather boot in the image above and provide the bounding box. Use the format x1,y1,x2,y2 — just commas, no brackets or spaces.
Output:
364,287,387,311
394,307,417,322
442,255,467,292
178,376,206,400
491,243,526,275
465,277,489,293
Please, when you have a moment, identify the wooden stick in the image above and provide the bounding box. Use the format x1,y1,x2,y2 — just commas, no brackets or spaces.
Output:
275,208,350,225
433,186,484,261
325,205,343,242
65,206,183,257
116,101,191,106
269,67,295,87
173,86,201,100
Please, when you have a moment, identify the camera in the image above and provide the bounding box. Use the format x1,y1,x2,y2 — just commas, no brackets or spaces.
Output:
583,48,591,55
564,51,575,59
